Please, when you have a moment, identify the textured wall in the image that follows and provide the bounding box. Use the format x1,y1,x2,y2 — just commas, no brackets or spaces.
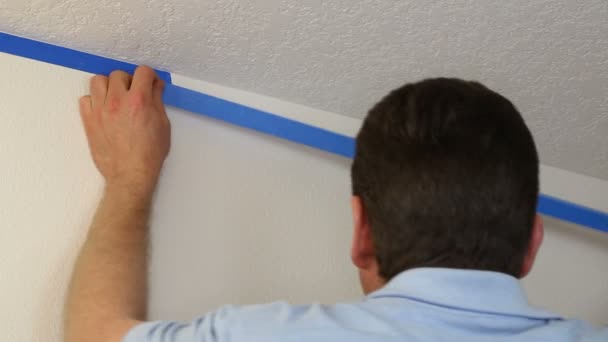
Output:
0,52,361,341
0,0,606,179
0,52,607,341
0,54,99,341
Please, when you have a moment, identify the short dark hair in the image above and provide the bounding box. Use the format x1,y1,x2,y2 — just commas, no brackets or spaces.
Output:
351,78,539,280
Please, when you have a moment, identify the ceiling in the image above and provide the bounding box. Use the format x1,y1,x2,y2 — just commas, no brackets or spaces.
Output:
1,0,607,179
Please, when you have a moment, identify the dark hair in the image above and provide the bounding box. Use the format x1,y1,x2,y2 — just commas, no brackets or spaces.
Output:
351,78,539,280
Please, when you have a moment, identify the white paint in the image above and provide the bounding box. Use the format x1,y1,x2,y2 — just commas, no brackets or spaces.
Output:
522,216,608,324
1,0,607,179
540,165,608,213
0,53,607,342
0,53,101,341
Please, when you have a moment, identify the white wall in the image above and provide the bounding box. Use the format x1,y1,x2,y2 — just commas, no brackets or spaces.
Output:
0,52,606,342
3,0,608,180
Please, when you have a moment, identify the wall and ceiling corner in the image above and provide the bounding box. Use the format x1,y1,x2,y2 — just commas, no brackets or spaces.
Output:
0,2,607,341
1,0,606,180
1,31,606,233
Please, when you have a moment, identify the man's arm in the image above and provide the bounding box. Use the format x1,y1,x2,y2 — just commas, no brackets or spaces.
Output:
64,66,171,342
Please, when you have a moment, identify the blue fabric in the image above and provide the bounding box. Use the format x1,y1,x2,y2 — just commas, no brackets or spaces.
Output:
124,268,606,341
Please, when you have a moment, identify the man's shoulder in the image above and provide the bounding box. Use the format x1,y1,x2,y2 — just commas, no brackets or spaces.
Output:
223,301,367,328
225,301,607,341
125,301,607,342
584,329,608,342
221,301,407,341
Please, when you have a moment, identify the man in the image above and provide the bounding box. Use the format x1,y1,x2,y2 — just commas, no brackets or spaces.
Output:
64,66,606,341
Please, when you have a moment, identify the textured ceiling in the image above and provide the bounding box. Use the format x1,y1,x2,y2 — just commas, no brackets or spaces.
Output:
1,0,607,179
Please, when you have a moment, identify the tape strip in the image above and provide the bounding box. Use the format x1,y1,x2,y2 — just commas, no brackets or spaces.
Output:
538,195,607,233
0,31,606,233
0,32,172,83
162,84,355,158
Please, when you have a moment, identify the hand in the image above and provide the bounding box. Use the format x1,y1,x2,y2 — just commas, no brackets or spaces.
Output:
79,66,171,197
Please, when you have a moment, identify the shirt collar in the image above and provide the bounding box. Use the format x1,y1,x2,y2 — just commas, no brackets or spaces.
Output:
368,268,562,320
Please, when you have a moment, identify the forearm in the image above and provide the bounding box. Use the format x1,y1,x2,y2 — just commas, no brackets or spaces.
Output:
65,183,153,342
67,66,169,341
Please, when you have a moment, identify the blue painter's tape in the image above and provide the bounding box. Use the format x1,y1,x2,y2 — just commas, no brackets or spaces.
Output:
162,85,608,233
0,31,606,233
0,31,172,83
538,194,608,233
163,84,355,158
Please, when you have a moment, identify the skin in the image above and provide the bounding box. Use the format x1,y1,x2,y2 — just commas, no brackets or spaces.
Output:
64,65,544,341
64,66,170,342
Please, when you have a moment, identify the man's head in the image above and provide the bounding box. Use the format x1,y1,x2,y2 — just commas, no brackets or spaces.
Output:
350,78,543,294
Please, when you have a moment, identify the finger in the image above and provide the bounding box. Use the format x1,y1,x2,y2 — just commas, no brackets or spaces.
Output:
90,75,108,110
152,78,165,109
107,70,132,100
153,78,171,127
79,95,98,143
130,65,156,97
79,95,92,117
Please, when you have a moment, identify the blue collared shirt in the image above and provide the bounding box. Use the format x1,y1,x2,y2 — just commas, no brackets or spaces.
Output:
125,268,606,341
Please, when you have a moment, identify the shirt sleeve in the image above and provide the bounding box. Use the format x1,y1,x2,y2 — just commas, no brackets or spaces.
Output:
123,306,236,342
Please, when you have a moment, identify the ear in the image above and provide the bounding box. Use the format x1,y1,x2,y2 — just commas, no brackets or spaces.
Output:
351,196,376,270
520,214,544,278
